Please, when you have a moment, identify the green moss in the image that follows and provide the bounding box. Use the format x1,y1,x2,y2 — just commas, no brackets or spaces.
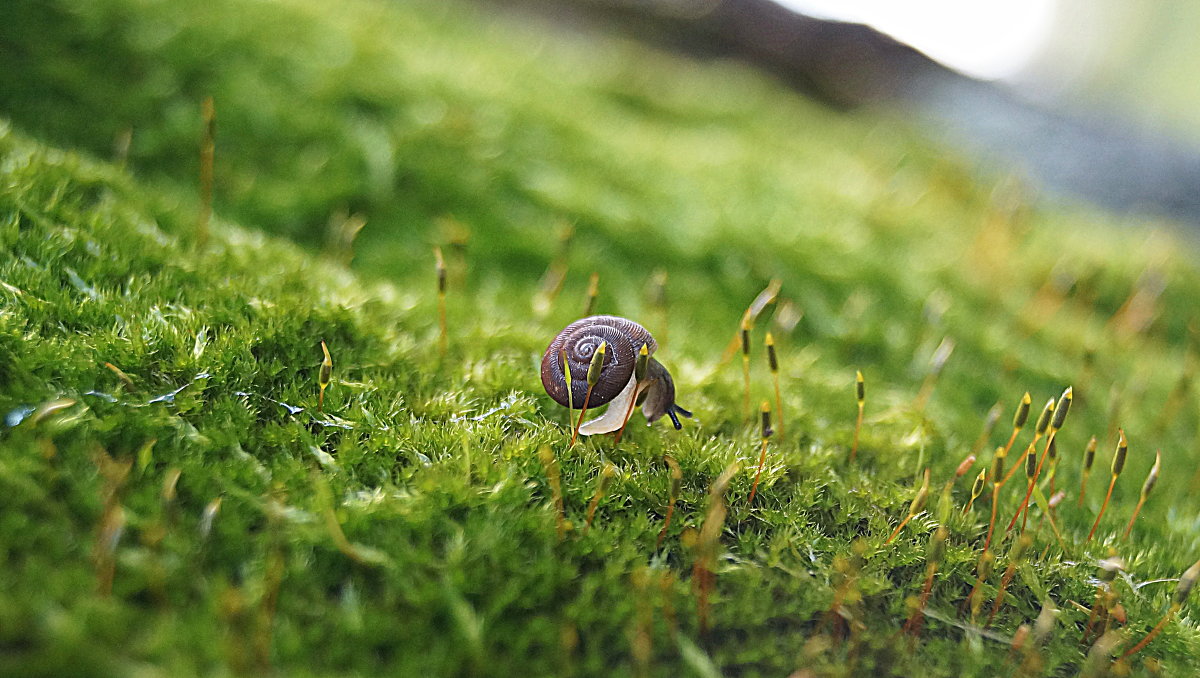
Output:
2,0,1200,675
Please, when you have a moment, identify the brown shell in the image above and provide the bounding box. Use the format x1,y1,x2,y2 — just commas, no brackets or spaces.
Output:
540,315,657,408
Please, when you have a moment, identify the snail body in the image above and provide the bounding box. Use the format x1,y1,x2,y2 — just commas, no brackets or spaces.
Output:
541,315,691,435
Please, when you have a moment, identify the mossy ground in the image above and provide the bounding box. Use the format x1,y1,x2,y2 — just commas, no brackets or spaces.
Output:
2,0,1200,676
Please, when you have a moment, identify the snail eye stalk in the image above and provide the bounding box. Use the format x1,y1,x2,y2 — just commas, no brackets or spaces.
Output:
665,406,690,430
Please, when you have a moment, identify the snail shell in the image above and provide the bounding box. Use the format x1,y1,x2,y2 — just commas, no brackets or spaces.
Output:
541,315,692,434
541,315,656,409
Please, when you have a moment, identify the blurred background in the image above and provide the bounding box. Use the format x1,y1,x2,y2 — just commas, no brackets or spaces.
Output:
499,0,1200,226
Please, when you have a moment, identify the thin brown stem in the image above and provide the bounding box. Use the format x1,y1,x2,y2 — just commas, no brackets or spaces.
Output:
772,372,784,438
1017,478,1035,534
741,355,751,422
434,247,448,356
1001,426,1022,457
437,292,448,356
1000,434,1040,487
583,466,614,535
963,554,992,623
656,503,675,549
986,565,1017,628
1087,476,1118,543
695,566,714,637
1035,501,1068,551
539,448,565,540
749,437,768,504
1121,607,1177,659
613,386,641,444
963,495,978,515
850,403,864,462
198,97,214,249
885,514,913,545
1009,434,1055,531
985,484,1000,551
903,565,936,636
962,576,983,617
583,272,599,316
1123,495,1148,539
570,385,595,448
584,495,601,533
1082,586,1107,645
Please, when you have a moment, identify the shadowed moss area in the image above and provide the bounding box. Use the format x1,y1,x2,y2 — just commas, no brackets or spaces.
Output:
2,0,1200,676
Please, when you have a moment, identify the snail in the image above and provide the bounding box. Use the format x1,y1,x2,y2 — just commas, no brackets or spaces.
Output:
541,315,692,436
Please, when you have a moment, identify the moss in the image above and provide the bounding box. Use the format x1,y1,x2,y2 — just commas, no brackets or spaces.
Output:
2,0,1200,675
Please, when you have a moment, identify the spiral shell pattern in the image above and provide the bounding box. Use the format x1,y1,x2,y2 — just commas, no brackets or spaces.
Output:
541,315,657,408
